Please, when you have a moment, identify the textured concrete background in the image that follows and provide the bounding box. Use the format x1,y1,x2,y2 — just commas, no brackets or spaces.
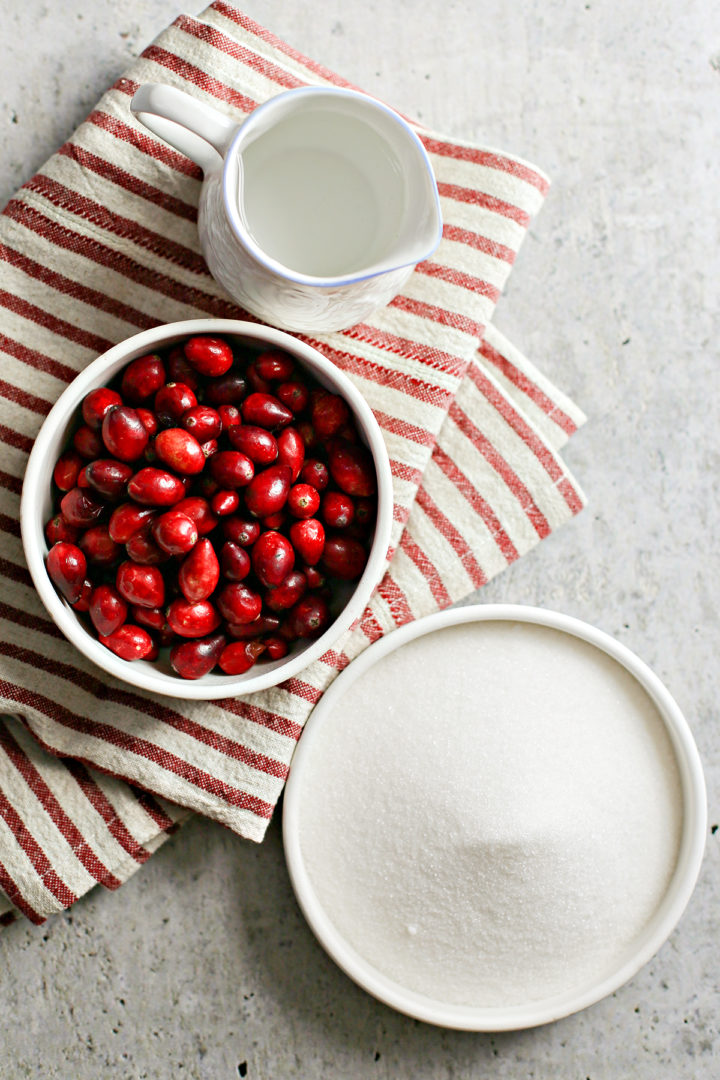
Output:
1,0,718,1076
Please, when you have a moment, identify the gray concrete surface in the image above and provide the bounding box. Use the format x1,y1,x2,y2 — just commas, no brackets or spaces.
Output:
1,0,718,1076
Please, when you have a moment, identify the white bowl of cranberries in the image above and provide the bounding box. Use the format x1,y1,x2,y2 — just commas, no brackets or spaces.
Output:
21,320,392,699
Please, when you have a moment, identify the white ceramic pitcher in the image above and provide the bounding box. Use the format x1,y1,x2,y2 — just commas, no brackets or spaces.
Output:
130,84,442,334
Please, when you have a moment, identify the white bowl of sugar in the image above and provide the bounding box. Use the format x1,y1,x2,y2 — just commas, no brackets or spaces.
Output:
283,604,706,1030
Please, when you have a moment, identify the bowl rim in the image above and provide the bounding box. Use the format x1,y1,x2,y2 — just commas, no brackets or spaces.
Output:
21,318,393,699
282,602,707,1031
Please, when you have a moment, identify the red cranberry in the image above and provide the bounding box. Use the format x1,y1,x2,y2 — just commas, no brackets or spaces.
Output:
327,439,376,496
82,387,123,430
255,350,294,381
152,510,199,555
251,531,294,588
241,392,293,429
204,371,247,405
116,561,165,608
170,633,227,680
311,392,350,438
181,405,222,443
276,381,309,414
210,450,254,489
184,336,234,377
89,585,127,637
210,490,239,516
166,598,221,638
46,541,87,604
121,354,166,403
244,464,292,518
100,625,154,661
53,451,84,492
79,525,121,566
173,496,218,536
216,583,262,625
227,425,278,465
289,518,325,566
285,594,330,639
299,459,329,491
60,487,104,528
154,428,206,476
264,570,307,612
321,534,368,580
288,483,321,519
178,538,220,603
73,425,104,459
45,515,80,545
108,503,156,543
218,640,265,675
220,541,251,581
322,491,355,529
128,468,186,507
222,517,261,547
276,427,305,481
84,459,133,501
102,406,150,462
155,383,198,424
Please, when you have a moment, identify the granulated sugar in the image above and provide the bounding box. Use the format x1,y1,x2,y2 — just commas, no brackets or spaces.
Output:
296,621,683,1007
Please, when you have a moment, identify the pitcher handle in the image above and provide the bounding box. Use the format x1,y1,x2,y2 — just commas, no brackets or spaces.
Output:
130,84,238,173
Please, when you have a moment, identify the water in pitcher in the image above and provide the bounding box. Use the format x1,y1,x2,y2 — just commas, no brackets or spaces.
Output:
238,108,406,279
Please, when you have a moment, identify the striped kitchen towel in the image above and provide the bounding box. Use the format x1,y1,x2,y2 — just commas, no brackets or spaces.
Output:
0,3,586,926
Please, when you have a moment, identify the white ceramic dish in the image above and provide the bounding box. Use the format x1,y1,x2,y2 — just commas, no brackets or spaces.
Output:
21,319,393,700
283,604,707,1031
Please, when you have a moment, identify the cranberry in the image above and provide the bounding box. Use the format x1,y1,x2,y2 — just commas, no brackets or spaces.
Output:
89,585,127,637
288,483,320,519
121,353,166,403
255,349,294,381
222,517,261,547
102,406,150,462
173,496,218,536
241,392,293,429
79,525,121,566
276,380,309,414
264,635,289,660
53,451,84,492
167,347,200,390
252,531,294,588
227,425,278,465
327,439,376,496
131,605,168,632
311,392,350,438
220,541,251,581
154,428,206,476
100,624,154,661
244,464,292,518
45,515,80,545
73,425,104,459
210,450,254,489
299,459,329,491
276,427,305,481
108,503,156,543
181,405,222,443
321,534,368,580
218,404,241,430
71,579,94,613
184,336,234,377
218,640,265,675
170,633,227,680
84,459,133,501
155,382,197,424
166,598,221,638
245,360,272,395
60,487,104,528
46,542,87,604
285,594,330,639
289,517,325,566
322,491,355,529
116,561,165,608
204,371,247,405
216,583,262,625
125,526,169,565
264,570,307,613
178,538,220,603
152,510,199,555
210,489,239,516
82,387,123,430
128,468,186,506
137,408,158,436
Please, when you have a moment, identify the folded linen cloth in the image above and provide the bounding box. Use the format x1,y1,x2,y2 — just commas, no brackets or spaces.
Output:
0,3,586,926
